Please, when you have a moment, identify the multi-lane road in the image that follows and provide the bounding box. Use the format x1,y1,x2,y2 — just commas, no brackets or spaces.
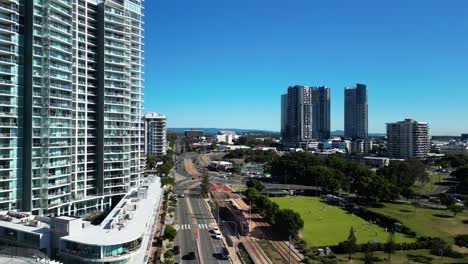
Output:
175,179,230,264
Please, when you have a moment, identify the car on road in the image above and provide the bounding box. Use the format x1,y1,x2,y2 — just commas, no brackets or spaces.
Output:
209,225,220,234
212,233,222,239
220,247,229,260
184,252,196,260
178,193,185,198
174,246,180,255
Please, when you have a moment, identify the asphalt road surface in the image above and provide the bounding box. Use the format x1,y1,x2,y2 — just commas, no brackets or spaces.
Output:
175,184,230,264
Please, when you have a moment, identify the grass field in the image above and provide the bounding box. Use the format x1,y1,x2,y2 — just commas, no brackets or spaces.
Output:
335,249,468,263
272,197,415,247
367,202,468,242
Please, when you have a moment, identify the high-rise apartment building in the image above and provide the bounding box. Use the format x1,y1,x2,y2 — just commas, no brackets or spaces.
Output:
281,93,288,138
344,84,368,139
282,86,312,149
281,85,330,148
143,113,167,157
386,119,430,159
311,86,331,141
0,0,145,217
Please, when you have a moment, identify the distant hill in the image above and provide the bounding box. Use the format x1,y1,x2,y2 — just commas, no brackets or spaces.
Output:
167,128,280,135
331,130,344,136
168,128,385,137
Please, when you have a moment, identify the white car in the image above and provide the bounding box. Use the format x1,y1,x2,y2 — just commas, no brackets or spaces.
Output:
213,233,222,239
209,226,220,234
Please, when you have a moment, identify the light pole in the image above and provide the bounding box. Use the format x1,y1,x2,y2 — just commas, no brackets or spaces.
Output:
222,220,238,262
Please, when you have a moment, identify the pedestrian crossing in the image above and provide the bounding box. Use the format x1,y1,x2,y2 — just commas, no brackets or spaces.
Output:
176,223,211,230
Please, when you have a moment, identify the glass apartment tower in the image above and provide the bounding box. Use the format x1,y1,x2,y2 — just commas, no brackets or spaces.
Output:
281,85,331,148
344,83,368,140
0,0,144,217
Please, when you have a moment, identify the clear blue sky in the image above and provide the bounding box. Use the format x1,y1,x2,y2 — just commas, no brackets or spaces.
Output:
143,0,468,135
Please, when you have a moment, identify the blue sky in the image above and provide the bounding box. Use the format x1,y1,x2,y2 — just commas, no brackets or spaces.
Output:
143,0,468,135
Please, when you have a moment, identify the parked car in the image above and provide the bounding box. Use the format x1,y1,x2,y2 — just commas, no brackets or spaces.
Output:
174,246,180,255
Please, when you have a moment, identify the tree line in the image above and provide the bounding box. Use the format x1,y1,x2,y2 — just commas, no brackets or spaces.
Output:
244,187,304,238
267,152,428,202
224,149,278,163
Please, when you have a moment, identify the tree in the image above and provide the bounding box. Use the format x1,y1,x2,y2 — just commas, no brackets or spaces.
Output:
364,243,374,264
246,179,265,192
244,187,261,202
342,227,358,261
164,225,177,241
306,165,348,193
438,193,455,208
146,155,157,170
430,238,451,257
451,166,468,194
454,234,468,248
449,204,464,216
384,231,395,260
201,171,210,198
273,209,304,238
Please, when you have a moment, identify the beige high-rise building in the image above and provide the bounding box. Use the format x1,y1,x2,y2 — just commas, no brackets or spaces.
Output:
386,119,430,159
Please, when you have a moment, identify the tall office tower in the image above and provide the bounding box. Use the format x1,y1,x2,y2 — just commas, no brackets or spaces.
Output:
280,93,288,139
386,119,430,159
143,113,167,157
311,86,331,141
0,0,145,216
344,83,368,139
282,85,313,149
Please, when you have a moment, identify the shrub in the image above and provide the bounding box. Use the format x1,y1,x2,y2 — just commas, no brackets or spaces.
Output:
164,225,177,241
454,234,468,248
164,250,174,259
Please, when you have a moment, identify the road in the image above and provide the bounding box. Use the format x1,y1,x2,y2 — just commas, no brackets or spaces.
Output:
175,180,230,264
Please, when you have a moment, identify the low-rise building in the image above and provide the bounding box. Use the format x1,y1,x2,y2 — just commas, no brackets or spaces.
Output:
217,145,251,151
439,144,468,155
184,130,205,142
350,139,373,154
0,212,51,256
322,139,351,152
345,155,404,168
210,161,234,171
58,176,163,264
0,177,164,264
216,131,240,145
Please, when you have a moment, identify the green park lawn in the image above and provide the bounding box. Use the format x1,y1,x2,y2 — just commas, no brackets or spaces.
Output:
367,202,468,241
272,197,415,247
335,249,468,263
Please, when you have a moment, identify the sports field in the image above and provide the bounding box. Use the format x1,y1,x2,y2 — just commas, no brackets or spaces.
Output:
272,197,415,246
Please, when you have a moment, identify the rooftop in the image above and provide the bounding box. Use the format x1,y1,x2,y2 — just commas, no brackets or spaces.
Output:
0,211,50,235
61,176,162,246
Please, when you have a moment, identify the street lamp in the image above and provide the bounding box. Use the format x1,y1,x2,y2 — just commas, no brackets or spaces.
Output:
222,220,238,262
